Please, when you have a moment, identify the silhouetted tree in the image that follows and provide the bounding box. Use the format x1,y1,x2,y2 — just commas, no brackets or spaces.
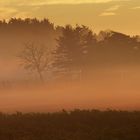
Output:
19,42,52,82
94,30,140,65
53,25,96,80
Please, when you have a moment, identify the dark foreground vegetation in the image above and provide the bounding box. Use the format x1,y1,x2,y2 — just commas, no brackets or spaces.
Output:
0,110,140,140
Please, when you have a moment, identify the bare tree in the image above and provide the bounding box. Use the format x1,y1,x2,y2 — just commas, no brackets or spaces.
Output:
19,42,51,82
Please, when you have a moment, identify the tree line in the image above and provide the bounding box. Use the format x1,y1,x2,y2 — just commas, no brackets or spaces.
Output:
0,18,54,32
13,18,139,82
0,18,139,82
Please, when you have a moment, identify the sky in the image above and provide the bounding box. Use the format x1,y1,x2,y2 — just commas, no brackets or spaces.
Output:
0,0,140,35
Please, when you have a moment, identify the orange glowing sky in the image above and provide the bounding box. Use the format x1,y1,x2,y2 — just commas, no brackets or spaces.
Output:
0,0,140,34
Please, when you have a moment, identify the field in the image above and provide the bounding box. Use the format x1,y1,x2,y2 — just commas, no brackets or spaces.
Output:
0,110,140,140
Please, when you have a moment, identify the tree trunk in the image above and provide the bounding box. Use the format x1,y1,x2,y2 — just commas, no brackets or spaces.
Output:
38,71,44,83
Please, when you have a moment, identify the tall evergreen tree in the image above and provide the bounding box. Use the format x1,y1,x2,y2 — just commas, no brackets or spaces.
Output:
53,25,96,79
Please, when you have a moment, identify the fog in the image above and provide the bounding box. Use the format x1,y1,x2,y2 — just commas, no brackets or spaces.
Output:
0,65,140,113
0,19,140,112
